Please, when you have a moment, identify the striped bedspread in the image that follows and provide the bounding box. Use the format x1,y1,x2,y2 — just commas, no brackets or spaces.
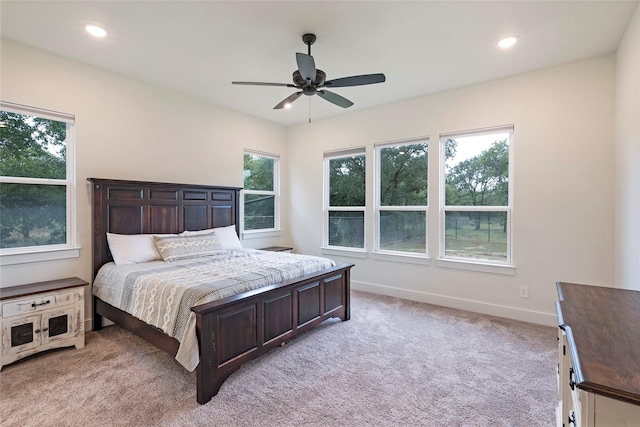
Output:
92,249,335,371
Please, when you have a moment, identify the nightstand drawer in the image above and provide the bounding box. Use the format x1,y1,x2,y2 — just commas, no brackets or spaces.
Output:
1,291,76,318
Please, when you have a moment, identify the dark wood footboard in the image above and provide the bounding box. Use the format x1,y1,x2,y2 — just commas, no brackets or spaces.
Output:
193,263,352,404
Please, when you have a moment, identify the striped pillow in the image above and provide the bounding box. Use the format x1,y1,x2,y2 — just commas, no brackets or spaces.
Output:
153,232,225,262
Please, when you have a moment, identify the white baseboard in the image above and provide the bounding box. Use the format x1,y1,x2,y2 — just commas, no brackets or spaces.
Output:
83,283,557,330
351,280,557,327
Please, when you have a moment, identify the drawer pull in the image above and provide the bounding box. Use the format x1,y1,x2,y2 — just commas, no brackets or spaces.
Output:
31,300,51,308
569,367,576,390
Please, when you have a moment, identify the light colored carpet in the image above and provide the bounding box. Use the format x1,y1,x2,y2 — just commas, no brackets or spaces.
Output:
0,291,557,426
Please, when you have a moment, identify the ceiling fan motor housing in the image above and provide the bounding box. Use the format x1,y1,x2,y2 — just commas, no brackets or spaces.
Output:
293,69,326,93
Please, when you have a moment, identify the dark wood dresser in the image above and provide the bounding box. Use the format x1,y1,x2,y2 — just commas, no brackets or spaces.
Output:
555,282,640,426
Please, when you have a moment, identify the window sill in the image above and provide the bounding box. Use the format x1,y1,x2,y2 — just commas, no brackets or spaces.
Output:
0,246,81,266
321,247,368,259
436,258,516,275
371,251,430,265
241,229,282,240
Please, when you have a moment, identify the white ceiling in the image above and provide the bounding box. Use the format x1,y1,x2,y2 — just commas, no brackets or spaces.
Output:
1,1,638,127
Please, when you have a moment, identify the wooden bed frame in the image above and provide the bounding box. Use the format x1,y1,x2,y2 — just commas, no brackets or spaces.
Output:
88,178,353,404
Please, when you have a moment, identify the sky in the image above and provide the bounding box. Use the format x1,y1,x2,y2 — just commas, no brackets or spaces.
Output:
445,132,510,168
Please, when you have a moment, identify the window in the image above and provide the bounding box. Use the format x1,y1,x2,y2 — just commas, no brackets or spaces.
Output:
243,151,279,233
375,139,428,255
0,102,77,263
440,126,513,264
324,148,366,249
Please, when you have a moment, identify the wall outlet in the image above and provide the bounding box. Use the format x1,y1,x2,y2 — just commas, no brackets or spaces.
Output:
519,285,529,299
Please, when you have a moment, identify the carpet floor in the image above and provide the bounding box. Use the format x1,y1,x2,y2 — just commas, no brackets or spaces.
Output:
0,290,557,426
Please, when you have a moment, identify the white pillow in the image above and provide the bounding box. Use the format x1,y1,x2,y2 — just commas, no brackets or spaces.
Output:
180,225,243,249
106,233,175,266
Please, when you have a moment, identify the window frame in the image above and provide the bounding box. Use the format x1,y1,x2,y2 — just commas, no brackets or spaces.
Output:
322,147,367,253
241,150,280,238
438,125,515,273
0,101,78,266
373,138,429,259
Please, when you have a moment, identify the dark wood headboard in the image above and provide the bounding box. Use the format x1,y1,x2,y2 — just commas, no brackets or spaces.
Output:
88,178,242,278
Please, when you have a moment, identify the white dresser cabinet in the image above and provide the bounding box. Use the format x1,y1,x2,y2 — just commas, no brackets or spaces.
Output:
1,277,88,369
556,282,640,427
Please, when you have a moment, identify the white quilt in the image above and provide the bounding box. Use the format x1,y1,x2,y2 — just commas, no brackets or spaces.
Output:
92,249,335,371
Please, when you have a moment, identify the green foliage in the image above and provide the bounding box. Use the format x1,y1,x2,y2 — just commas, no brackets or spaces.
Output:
444,138,457,159
0,110,68,248
243,154,276,229
0,111,66,179
243,154,274,191
329,155,365,206
445,139,508,206
379,143,428,206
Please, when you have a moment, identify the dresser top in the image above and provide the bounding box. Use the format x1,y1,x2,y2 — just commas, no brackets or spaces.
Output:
0,277,88,301
556,282,640,406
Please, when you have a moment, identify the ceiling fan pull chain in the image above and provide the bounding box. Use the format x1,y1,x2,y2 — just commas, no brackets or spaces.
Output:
309,97,311,123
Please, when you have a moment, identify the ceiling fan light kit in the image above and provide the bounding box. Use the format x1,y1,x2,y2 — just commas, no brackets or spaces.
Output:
232,33,386,112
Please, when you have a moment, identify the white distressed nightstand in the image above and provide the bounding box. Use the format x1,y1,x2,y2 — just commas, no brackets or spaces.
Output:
0,277,88,370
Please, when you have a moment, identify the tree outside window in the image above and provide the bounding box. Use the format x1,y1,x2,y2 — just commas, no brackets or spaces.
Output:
376,140,428,254
0,106,74,251
325,150,365,249
243,152,278,231
442,127,512,262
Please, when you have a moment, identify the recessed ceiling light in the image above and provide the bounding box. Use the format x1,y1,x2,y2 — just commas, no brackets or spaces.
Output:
497,36,518,49
84,24,108,38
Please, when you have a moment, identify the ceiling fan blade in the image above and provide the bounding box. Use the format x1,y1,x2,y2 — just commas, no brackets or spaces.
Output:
324,73,386,88
317,90,354,108
274,92,303,109
296,53,316,84
232,81,297,88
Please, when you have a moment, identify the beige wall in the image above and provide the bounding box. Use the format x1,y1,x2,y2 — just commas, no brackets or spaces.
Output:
615,4,640,290
287,55,616,326
0,40,290,288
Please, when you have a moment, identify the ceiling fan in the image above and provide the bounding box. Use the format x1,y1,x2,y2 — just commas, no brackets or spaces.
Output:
232,33,386,111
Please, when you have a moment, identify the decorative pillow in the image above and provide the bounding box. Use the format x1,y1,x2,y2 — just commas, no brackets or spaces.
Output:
106,233,176,266
153,233,225,262
180,225,243,249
